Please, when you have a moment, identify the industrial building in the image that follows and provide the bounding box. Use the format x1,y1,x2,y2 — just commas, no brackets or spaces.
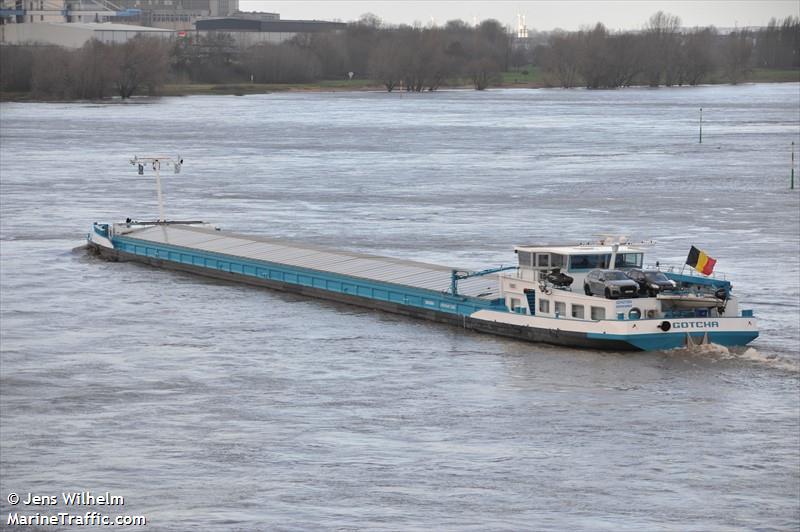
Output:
1,0,143,25
194,17,346,46
0,21,173,47
110,0,240,30
0,1,344,47
0,0,238,29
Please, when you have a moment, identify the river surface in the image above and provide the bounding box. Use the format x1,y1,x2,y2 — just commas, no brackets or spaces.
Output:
1,84,799,531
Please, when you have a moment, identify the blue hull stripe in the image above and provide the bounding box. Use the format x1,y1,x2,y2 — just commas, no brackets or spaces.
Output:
587,331,759,350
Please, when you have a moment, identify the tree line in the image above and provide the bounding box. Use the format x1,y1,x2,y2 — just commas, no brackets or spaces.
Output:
0,37,169,99
533,13,799,88
170,15,512,91
1,12,797,99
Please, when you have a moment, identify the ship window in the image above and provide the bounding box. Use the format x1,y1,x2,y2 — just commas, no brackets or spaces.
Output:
617,253,643,268
554,301,566,316
571,304,585,319
551,254,565,268
509,297,521,310
539,299,550,313
591,306,606,320
518,251,533,268
537,253,550,267
569,254,610,270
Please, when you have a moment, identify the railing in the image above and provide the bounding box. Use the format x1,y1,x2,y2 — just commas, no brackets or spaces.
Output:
645,262,728,281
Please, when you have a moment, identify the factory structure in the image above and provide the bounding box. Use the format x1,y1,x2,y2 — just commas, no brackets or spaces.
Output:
1,0,345,47
0,0,239,29
195,16,345,47
0,20,172,46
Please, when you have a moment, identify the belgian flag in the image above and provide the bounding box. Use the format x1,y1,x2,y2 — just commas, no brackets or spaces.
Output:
686,246,717,275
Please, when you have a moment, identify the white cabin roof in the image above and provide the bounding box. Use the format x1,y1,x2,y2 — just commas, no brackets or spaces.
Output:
514,244,645,255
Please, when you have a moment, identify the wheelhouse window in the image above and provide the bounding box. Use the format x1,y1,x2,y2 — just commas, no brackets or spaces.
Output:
554,301,566,316
537,253,550,267
571,304,585,319
617,253,643,268
517,251,533,268
539,299,550,313
569,254,610,270
569,252,643,270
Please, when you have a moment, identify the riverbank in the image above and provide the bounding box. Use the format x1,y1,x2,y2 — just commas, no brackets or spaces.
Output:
148,67,800,97
1,68,797,101
153,67,800,97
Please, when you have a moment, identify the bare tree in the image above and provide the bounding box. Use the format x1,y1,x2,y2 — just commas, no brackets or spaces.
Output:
642,11,682,86
110,36,169,98
722,30,754,84
368,34,402,91
304,32,349,80
753,17,799,68
607,33,644,87
0,46,35,93
31,46,74,99
682,28,717,85
579,23,612,89
467,57,500,90
541,32,581,88
73,39,113,99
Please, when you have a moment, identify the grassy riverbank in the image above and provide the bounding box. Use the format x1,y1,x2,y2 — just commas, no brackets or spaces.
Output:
496,66,799,88
160,67,798,96
158,79,381,96
2,68,796,101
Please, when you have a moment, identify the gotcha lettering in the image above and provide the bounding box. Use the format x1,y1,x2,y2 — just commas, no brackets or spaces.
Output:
672,321,720,329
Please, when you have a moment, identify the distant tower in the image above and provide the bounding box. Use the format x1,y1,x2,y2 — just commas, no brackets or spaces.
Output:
516,13,528,39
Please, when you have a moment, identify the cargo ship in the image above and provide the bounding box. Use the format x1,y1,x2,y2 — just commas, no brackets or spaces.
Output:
86,157,759,351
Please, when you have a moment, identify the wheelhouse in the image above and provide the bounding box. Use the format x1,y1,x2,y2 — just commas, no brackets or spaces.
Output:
513,243,645,283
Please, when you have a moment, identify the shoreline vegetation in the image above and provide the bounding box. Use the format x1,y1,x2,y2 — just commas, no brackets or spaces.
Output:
1,11,798,102
155,67,800,97
2,68,798,101
163,67,799,96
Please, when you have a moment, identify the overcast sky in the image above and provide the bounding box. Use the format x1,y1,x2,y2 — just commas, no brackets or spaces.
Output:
239,1,799,31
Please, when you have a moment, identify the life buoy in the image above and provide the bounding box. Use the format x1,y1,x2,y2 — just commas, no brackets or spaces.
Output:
628,308,641,320
658,321,671,331
646,309,657,319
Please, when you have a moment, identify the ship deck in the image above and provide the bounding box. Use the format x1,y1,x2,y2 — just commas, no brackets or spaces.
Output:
117,225,502,300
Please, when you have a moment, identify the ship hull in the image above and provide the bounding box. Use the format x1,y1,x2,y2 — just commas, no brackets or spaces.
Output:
88,240,757,352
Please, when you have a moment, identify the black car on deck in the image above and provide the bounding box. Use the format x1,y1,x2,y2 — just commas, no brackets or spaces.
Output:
624,268,677,297
583,269,640,299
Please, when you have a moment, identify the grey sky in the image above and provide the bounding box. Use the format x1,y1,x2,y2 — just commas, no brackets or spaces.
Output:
239,1,799,31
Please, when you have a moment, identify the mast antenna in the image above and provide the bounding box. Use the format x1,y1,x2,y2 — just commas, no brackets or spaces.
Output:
129,155,183,222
